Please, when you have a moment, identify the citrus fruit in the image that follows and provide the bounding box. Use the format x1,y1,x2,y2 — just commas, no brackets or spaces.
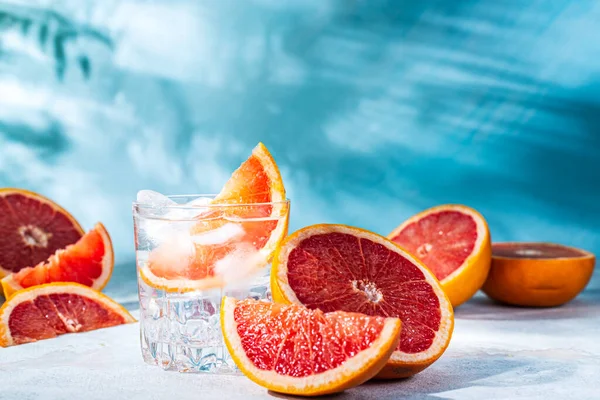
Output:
221,297,401,396
1,223,113,299
388,204,492,307
0,188,84,279
271,224,454,379
0,282,135,347
140,143,289,292
482,242,595,307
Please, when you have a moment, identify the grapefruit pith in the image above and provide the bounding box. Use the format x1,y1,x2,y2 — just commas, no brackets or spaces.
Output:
0,188,84,279
1,223,114,299
388,204,491,307
271,224,454,379
0,282,135,347
483,242,595,307
221,297,401,396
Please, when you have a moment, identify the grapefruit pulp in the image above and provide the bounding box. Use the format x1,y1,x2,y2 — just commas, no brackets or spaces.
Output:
140,143,289,292
221,297,401,396
483,242,595,307
388,204,491,307
271,224,454,379
0,282,135,347
1,223,114,299
0,188,84,279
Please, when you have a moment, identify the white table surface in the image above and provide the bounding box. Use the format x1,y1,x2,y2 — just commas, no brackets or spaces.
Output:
1,291,599,400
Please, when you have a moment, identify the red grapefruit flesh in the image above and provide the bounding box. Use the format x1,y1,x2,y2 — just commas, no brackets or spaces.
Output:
0,282,135,347
0,189,84,278
1,223,114,299
272,224,454,379
221,297,401,396
388,205,492,307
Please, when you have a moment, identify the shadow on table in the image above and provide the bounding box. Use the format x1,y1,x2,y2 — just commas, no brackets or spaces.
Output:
267,349,575,399
455,289,600,321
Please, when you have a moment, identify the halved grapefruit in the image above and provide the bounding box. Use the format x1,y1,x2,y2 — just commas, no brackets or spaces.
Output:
221,297,401,396
0,188,84,279
1,223,113,299
482,242,595,307
140,143,289,292
271,224,454,379
0,282,135,347
388,204,492,307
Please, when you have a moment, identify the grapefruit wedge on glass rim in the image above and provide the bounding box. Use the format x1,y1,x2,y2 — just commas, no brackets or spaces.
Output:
271,224,454,379
388,204,492,307
0,188,84,281
0,282,135,347
139,143,289,292
1,223,114,299
221,297,401,396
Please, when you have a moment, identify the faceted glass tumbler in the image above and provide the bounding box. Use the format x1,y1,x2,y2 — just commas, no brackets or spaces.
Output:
132,194,289,373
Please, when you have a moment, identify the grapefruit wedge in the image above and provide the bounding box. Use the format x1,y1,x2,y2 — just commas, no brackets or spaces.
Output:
271,224,454,379
482,242,595,307
0,282,135,347
1,223,113,299
140,143,289,292
221,297,401,396
388,205,492,307
0,188,84,279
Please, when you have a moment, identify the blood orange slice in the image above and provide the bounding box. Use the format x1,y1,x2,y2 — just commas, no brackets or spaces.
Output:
388,205,492,307
271,224,454,379
221,297,401,396
482,242,595,307
140,143,289,292
1,223,113,299
0,282,135,347
0,188,84,279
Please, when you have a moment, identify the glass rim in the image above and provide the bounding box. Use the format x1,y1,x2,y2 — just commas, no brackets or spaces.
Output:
132,194,290,209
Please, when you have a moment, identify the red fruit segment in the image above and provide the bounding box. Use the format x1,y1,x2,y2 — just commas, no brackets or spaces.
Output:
390,210,477,280
286,232,441,354
233,300,387,377
492,242,588,259
0,189,83,276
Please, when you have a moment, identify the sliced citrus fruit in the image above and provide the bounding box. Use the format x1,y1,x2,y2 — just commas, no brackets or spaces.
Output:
0,188,84,279
1,223,113,299
140,143,289,292
221,297,401,396
0,282,135,347
482,242,595,307
271,224,454,379
388,204,492,307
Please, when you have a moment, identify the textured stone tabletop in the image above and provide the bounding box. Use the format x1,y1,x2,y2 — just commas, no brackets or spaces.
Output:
1,291,599,400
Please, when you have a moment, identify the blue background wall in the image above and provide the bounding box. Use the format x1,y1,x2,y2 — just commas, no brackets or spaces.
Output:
1,0,598,301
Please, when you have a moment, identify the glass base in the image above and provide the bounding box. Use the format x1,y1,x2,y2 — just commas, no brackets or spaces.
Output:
138,268,271,374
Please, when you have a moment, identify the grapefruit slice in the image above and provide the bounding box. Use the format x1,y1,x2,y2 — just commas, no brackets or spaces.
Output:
221,297,401,396
0,282,135,347
1,223,113,299
0,188,84,279
482,242,595,307
140,143,289,292
388,205,492,307
271,224,454,379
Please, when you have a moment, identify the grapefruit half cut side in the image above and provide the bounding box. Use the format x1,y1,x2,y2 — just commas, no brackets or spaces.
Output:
388,204,492,307
221,297,401,396
140,143,288,292
0,282,135,347
271,224,454,379
0,188,84,279
482,242,595,307
1,223,114,299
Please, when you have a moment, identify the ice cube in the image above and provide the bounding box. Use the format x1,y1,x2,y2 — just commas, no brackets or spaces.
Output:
136,190,176,207
192,223,244,245
165,197,213,220
185,197,212,207
213,244,268,287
